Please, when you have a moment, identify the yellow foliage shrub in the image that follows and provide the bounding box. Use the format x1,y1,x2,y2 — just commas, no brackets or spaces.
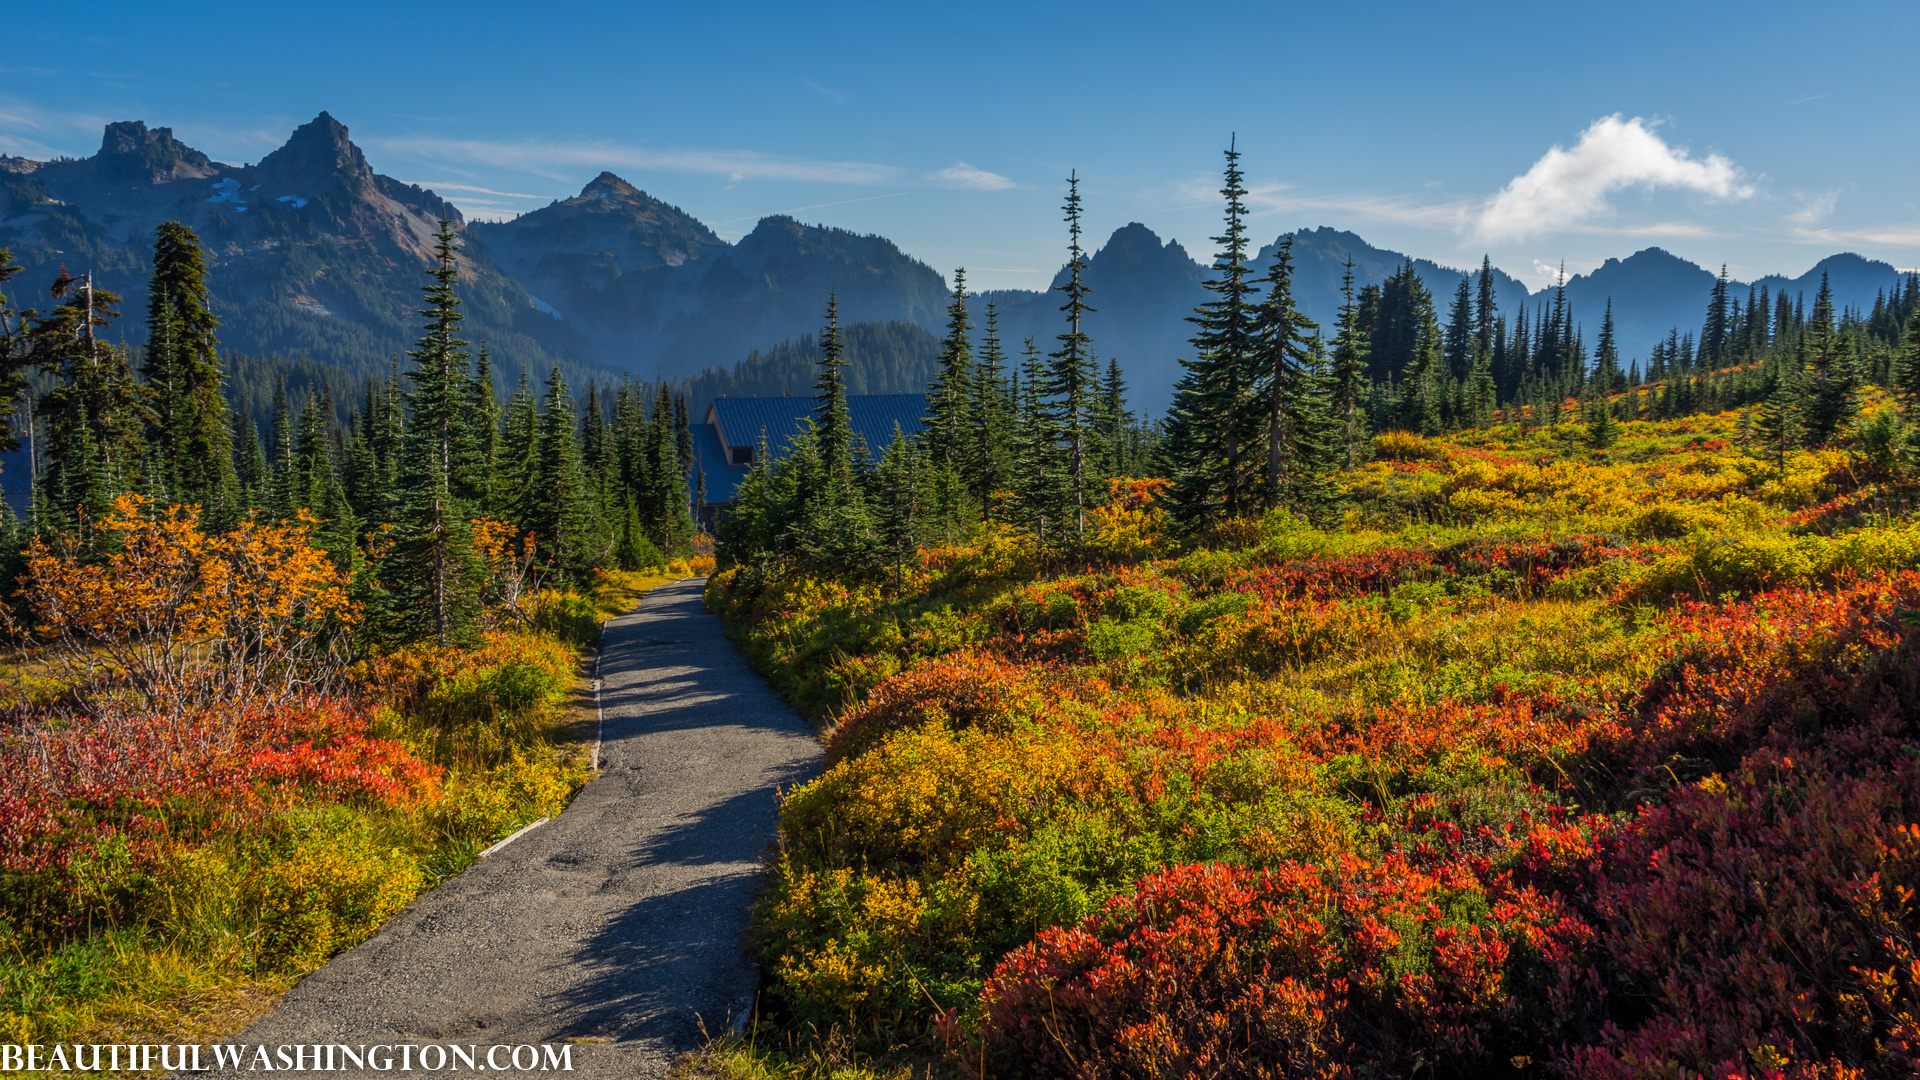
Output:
440,750,583,843
1372,430,1448,462
250,834,421,969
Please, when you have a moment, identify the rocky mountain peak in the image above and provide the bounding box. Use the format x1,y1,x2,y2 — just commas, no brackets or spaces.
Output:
579,171,644,200
94,121,218,184
253,111,370,194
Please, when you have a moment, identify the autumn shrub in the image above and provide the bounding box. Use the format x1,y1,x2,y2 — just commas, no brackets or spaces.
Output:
714,412,1920,1076
248,810,423,970
1,499,621,1049
436,748,583,848
977,857,1592,1080
531,588,602,646
0,697,438,942
14,495,355,712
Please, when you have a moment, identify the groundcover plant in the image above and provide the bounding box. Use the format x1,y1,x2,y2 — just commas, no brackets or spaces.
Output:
709,407,1920,1078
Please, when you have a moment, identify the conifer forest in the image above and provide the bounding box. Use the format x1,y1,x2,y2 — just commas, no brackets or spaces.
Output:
7,123,1920,1080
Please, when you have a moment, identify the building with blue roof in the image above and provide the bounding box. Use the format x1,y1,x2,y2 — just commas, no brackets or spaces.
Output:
691,394,927,527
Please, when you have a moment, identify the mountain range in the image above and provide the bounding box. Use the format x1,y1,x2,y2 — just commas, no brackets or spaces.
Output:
1,113,1909,416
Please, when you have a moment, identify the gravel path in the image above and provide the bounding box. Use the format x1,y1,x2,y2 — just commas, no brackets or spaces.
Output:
231,579,820,1076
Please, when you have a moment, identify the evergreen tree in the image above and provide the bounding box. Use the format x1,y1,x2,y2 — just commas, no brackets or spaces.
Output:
1099,358,1133,477
268,375,294,517
1011,338,1066,538
1753,363,1800,471
527,366,598,576
404,218,478,505
1047,172,1100,536
0,249,31,460
640,381,694,554
1252,238,1321,506
1167,139,1261,525
1328,256,1370,465
1474,255,1499,367
498,366,539,520
812,294,855,501
1395,304,1445,435
925,268,973,471
31,270,150,523
233,411,269,513
143,222,236,519
874,425,928,591
1443,275,1475,381
1702,265,1732,369
380,221,490,646
1586,395,1620,449
1594,298,1621,393
469,343,502,513
967,301,1013,512
1799,273,1858,445
1896,302,1920,416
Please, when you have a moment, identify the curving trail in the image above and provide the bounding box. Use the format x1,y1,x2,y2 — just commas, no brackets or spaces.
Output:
231,579,820,1077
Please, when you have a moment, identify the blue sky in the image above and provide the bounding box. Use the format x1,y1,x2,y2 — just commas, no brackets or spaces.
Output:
5,0,1917,292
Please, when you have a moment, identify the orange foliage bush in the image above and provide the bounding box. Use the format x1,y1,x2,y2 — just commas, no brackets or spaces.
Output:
17,495,355,711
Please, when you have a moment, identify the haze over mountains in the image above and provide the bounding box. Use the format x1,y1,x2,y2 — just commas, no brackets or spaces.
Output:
1,113,1907,415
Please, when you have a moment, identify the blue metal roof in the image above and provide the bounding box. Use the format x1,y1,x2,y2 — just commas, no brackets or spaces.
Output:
696,394,928,504
0,438,33,519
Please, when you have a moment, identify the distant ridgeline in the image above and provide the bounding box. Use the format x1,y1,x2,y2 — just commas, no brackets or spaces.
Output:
680,321,939,411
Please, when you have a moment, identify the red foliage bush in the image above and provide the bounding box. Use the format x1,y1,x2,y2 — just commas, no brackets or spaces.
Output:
0,698,439,934
978,857,1591,1079
975,572,1920,1078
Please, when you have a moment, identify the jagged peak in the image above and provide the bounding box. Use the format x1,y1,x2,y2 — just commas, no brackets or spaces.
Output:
254,112,369,189
93,120,218,184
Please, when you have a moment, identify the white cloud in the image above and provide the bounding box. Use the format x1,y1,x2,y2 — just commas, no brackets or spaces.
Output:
403,181,546,200
1787,223,1920,247
0,98,113,158
1243,183,1469,229
925,162,1015,190
1474,115,1753,241
797,78,850,105
373,135,900,186
1785,189,1840,227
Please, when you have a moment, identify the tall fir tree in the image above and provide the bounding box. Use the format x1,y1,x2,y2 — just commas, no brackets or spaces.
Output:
528,366,599,577
1098,358,1133,477
143,222,236,520
1443,275,1475,381
967,301,1013,513
1167,139,1261,525
1594,299,1622,393
32,270,150,523
1799,273,1858,446
1011,337,1066,538
1752,362,1800,471
468,343,502,514
926,268,973,471
812,294,855,502
1702,265,1732,369
383,219,486,646
404,218,479,505
1252,237,1321,506
1046,172,1100,536
1328,256,1370,465
498,366,539,520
